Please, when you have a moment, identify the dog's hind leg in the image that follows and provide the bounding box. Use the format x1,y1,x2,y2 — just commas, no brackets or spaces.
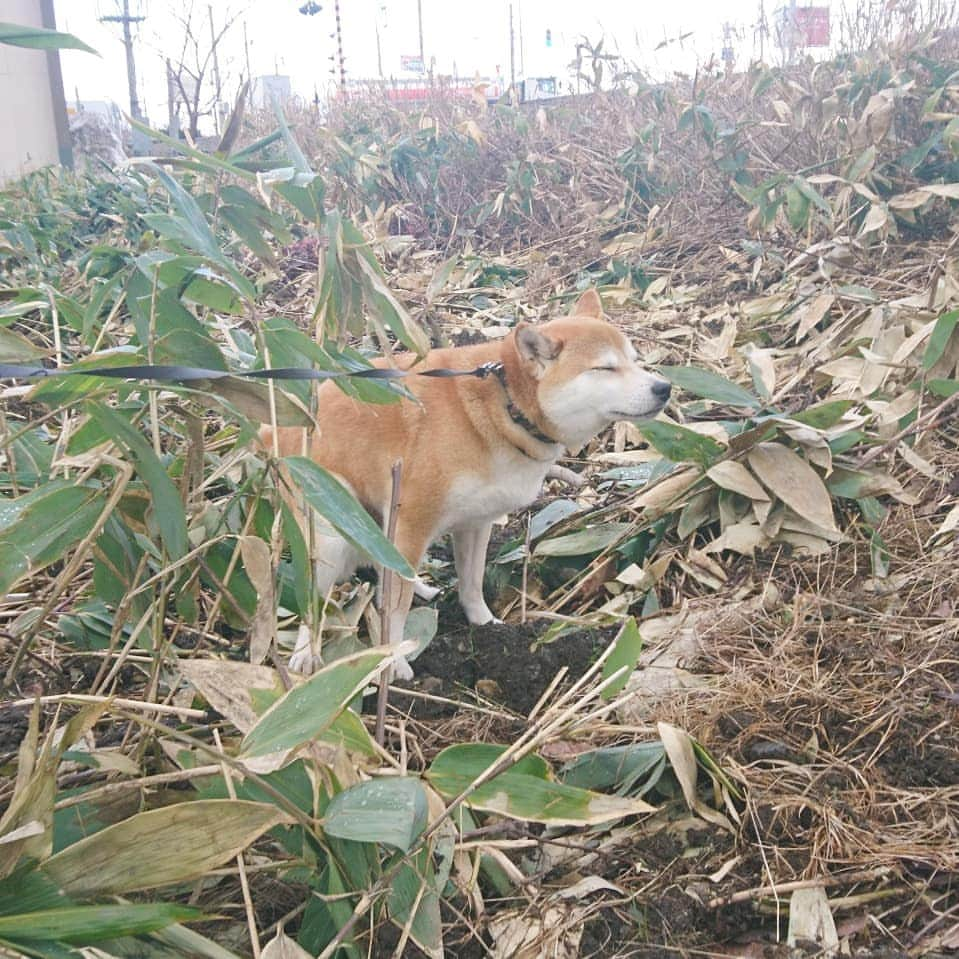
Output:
452,522,500,626
381,521,433,680
289,515,361,674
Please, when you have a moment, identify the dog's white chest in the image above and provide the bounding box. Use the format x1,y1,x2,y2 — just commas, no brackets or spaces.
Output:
441,452,550,531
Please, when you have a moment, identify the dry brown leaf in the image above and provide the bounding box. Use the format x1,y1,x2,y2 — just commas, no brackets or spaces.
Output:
262,930,313,958
43,800,291,895
787,886,839,956
747,443,839,535
657,723,733,832
179,659,290,733
239,535,275,665
702,521,769,557
795,292,836,342
489,905,583,959
706,460,770,501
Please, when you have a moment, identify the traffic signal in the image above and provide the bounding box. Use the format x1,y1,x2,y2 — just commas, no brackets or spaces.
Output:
546,28,552,47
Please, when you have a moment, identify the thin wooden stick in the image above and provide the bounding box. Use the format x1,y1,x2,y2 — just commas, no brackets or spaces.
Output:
376,459,403,747
1,693,207,719
520,509,532,624
54,764,222,810
705,866,894,910
213,729,261,959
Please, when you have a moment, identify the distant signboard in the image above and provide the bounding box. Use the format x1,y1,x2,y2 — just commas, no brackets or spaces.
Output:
252,75,292,109
400,55,425,73
795,6,830,47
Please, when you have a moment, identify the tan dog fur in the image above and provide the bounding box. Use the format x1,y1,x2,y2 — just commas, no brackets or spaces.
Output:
263,290,670,677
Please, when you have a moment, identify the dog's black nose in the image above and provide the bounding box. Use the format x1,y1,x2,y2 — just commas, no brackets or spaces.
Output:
652,379,671,400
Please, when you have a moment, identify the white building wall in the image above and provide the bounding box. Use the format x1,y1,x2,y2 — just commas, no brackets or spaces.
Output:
0,0,65,184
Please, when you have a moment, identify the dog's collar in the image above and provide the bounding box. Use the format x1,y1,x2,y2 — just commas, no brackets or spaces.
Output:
480,361,559,447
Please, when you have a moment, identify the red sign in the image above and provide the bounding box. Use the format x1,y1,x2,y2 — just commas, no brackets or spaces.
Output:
795,6,830,47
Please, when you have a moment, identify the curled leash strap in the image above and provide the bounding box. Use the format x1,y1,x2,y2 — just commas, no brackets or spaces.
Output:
0,361,505,384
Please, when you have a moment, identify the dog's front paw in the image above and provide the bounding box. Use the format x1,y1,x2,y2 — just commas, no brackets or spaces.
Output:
547,464,585,488
289,648,320,674
391,654,415,681
289,625,320,674
413,577,441,602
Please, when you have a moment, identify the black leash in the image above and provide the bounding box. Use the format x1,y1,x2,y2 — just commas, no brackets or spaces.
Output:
0,358,559,447
0,360,505,384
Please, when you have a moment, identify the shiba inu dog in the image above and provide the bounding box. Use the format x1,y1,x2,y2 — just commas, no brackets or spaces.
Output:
263,290,671,678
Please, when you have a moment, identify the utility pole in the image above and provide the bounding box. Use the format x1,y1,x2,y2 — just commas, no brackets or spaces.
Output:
208,5,223,135
517,0,524,81
334,0,346,92
243,20,253,104
376,19,384,78
99,0,145,121
508,3,516,93
758,0,766,61
417,0,424,66
165,57,179,138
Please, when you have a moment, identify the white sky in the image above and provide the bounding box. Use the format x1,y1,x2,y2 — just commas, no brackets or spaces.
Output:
54,0,783,124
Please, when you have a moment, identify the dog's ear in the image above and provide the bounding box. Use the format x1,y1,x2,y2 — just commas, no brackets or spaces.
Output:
515,322,562,376
570,289,604,318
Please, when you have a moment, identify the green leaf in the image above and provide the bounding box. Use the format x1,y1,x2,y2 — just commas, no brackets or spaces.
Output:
601,617,643,701
836,284,880,303
656,365,760,408
846,145,876,182
927,378,959,397
0,482,103,594
272,99,314,176
42,801,288,895
561,742,667,795
534,521,630,558
129,116,256,182
323,777,428,851
298,862,363,957
923,308,959,370
351,240,430,356
826,467,902,500
281,501,312,618
432,743,551,779
785,182,811,230
426,744,655,825
282,457,414,577
0,327,48,362
27,352,142,406
239,650,389,759
867,525,890,578
0,865,65,916
788,400,854,429
637,421,725,469
0,22,97,54
792,176,832,217
0,904,201,946
388,848,443,959
141,163,255,301
87,404,189,560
